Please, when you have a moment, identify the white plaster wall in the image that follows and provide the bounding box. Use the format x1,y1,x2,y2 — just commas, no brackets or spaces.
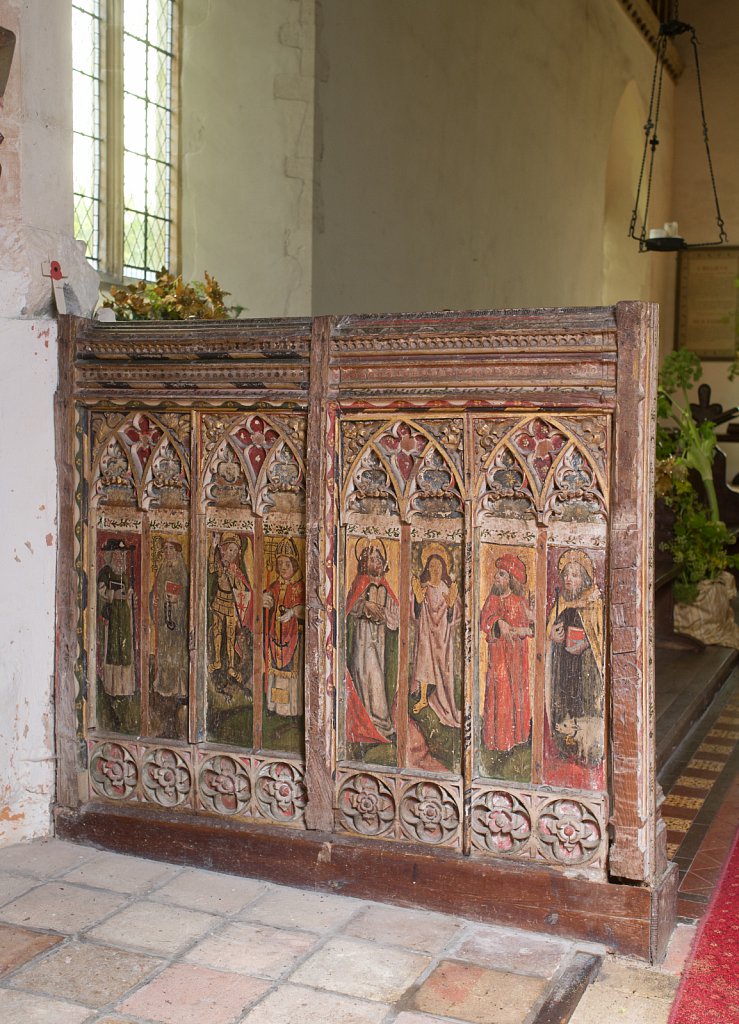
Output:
180,0,315,317
313,0,677,326
0,0,93,843
0,321,59,843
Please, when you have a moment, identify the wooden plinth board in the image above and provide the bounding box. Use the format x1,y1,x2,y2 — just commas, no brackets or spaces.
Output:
54,306,673,961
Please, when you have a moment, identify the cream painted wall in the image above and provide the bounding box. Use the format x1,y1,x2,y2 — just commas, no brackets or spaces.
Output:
180,0,315,318
312,0,677,327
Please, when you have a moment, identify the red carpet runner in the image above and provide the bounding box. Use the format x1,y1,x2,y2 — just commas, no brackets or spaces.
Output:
668,830,739,1024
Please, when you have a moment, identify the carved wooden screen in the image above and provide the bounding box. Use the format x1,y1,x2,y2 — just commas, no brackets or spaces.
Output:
56,306,676,960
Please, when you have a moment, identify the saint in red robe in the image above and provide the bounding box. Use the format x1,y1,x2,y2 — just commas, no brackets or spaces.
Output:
480,590,532,751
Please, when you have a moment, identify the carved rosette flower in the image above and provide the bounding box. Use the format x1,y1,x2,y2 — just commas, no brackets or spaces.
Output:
399,781,460,846
90,742,137,800
142,747,191,807
255,762,307,823
537,799,601,864
471,790,531,855
338,773,395,837
199,755,251,816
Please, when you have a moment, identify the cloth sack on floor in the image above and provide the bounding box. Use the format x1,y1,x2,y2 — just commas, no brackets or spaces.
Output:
674,571,739,649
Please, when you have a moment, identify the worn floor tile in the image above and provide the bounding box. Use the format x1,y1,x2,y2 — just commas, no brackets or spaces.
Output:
0,871,37,906
8,940,161,1007
61,850,180,895
150,868,267,914
0,987,92,1024
0,841,93,879
393,1014,456,1024
241,983,390,1024
452,922,571,978
241,886,364,932
185,919,318,978
659,923,697,975
87,900,220,955
290,936,430,1002
594,959,679,1000
569,985,674,1024
343,903,460,954
0,923,63,977
117,962,269,1024
0,882,127,934
413,960,546,1024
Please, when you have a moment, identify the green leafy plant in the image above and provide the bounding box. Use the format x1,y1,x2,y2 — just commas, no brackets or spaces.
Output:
656,350,739,602
102,268,243,320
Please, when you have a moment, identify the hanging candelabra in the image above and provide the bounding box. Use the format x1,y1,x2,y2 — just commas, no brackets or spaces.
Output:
628,3,728,252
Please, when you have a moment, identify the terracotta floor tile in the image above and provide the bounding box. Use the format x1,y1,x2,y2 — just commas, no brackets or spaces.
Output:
185,920,318,978
342,903,461,954
290,936,430,1001
0,923,63,977
241,886,364,933
413,960,546,1024
61,850,180,895
451,922,571,978
0,987,92,1023
8,939,161,1007
117,962,269,1024
0,841,94,880
0,882,127,934
87,899,221,955
150,867,268,914
676,896,705,921
241,983,389,1024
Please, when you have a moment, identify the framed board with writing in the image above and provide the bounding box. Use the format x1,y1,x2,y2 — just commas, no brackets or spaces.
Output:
677,246,739,359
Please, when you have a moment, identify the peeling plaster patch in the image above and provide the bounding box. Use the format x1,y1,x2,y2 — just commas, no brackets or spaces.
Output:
45,533,53,546
13,552,21,563
0,806,25,822
24,540,34,554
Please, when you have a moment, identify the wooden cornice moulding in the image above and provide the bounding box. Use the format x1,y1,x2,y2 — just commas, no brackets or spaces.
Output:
54,303,673,960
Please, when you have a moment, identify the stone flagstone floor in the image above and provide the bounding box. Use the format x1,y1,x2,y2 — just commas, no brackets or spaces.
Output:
0,838,692,1024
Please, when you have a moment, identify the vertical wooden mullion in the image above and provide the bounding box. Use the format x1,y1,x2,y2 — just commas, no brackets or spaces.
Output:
252,517,264,750
531,525,548,784
304,315,335,831
461,412,476,854
140,514,151,736
397,523,411,768
54,324,82,808
189,410,203,745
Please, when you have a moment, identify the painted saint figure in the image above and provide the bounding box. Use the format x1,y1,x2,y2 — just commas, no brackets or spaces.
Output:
345,539,399,743
97,538,136,696
480,553,534,751
263,540,305,718
547,549,604,764
410,544,461,728
151,538,189,701
208,532,253,682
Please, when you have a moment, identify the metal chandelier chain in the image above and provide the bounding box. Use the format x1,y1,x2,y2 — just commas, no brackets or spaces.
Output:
628,3,728,251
